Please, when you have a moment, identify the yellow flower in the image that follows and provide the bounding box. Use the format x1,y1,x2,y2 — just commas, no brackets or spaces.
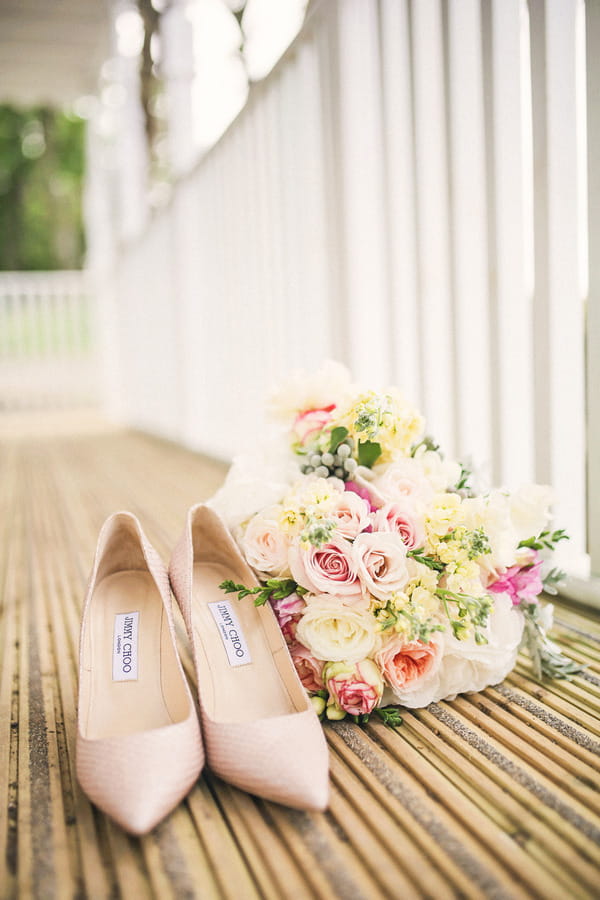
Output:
410,586,440,616
336,389,424,463
426,493,465,539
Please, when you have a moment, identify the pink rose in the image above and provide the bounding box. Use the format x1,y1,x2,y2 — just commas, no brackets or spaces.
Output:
488,550,543,606
353,531,409,601
280,618,299,645
371,502,425,550
329,490,371,539
344,480,379,512
271,592,307,627
375,635,441,693
373,459,434,505
289,642,325,692
289,536,363,601
271,593,306,644
324,659,384,715
293,405,335,445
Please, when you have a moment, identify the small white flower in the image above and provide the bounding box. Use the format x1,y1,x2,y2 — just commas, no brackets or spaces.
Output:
509,484,554,543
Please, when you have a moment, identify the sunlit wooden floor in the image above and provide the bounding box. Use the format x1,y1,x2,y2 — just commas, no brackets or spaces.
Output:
1,420,599,899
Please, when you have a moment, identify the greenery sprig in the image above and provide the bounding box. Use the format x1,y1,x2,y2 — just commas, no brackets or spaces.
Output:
519,529,569,552
406,548,444,572
521,604,584,680
437,589,493,644
455,464,472,492
411,435,440,456
346,706,404,728
374,706,404,729
541,566,567,596
374,600,444,643
219,578,307,607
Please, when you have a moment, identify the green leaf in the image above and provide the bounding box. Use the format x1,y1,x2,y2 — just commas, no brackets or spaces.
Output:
406,548,444,572
329,426,349,453
357,440,382,468
374,706,403,729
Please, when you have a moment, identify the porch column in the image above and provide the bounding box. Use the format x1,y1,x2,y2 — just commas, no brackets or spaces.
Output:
161,0,197,176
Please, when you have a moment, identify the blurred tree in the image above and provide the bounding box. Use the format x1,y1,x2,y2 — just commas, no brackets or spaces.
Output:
0,106,85,271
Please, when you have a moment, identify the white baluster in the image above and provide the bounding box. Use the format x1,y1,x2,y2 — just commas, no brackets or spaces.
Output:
160,0,197,176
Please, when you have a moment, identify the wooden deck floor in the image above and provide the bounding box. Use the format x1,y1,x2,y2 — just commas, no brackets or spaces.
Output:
1,424,599,899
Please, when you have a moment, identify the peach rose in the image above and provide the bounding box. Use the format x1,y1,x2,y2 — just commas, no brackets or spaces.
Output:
371,502,425,550
353,531,409,601
375,634,442,694
290,642,325,692
289,536,362,601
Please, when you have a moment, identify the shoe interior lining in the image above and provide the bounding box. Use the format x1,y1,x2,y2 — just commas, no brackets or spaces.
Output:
81,570,189,740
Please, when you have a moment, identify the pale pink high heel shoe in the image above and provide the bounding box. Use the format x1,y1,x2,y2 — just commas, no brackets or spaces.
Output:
169,504,329,811
76,512,204,835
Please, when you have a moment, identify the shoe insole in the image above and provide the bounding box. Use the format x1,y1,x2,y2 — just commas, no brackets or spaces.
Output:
83,571,175,740
192,563,297,723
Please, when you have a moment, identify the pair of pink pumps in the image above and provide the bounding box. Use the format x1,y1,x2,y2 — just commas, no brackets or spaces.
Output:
76,504,329,835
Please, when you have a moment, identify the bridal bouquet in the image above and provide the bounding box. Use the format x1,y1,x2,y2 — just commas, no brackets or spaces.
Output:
212,362,580,723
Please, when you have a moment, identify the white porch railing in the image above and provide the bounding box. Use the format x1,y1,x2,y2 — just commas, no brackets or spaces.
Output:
0,271,98,411
92,0,596,578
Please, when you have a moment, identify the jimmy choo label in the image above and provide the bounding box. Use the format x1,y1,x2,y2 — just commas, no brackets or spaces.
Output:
208,600,252,667
112,612,139,681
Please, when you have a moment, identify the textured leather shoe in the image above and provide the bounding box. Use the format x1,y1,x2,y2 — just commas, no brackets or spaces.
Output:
169,503,329,811
76,512,204,835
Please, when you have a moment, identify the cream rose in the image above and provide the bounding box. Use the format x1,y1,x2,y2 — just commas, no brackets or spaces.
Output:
353,531,409,601
295,596,377,663
241,510,291,576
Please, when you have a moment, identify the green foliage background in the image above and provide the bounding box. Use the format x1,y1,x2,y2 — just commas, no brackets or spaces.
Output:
0,106,85,271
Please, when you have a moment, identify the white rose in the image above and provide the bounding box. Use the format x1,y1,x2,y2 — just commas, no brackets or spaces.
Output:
268,360,353,421
296,596,377,663
241,510,291,577
413,446,462,492
509,484,554,543
208,428,297,529
382,593,524,707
